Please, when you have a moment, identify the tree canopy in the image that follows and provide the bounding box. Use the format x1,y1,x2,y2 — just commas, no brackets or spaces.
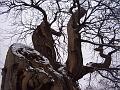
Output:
0,0,120,90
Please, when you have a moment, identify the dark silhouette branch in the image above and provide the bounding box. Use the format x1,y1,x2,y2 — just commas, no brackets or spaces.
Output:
22,2,47,21
87,46,118,69
81,39,120,49
66,7,87,81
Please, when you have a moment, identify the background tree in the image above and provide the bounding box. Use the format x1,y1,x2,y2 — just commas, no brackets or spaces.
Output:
0,0,120,90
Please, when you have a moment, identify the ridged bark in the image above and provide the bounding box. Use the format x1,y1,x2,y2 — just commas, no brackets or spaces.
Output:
1,43,80,90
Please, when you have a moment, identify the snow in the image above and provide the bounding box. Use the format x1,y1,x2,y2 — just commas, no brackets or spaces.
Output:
11,43,40,57
11,43,54,77
28,66,34,70
86,62,94,67
11,43,50,65
48,67,63,78
58,66,67,75
35,68,49,76
11,43,26,58
35,55,50,65
28,66,49,76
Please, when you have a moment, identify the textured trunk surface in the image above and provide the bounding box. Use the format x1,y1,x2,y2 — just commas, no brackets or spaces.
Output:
1,43,80,90
1,7,91,90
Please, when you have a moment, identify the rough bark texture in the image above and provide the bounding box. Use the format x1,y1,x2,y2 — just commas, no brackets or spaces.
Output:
66,7,86,78
1,7,94,90
66,7,94,81
32,21,59,70
1,43,79,90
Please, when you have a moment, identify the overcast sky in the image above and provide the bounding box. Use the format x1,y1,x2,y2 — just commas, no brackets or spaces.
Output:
0,1,118,88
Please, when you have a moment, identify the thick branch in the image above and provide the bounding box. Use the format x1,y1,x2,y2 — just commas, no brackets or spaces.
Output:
66,7,87,81
81,39,120,49
87,46,118,69
32,21,61,70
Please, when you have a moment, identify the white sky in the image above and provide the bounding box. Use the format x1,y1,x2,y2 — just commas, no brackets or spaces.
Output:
0,12,97,90
0,1,119,89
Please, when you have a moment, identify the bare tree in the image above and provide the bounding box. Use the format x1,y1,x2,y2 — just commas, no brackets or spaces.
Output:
0,0,120,90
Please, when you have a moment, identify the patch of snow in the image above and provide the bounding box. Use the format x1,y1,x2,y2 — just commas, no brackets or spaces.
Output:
86,62,93,67
29,66,34,70
11,43,50,66
36,56,50,65
35,68,49,75
58,66,67,75
11,43,33,58
48,67,63,78
11,43,25,58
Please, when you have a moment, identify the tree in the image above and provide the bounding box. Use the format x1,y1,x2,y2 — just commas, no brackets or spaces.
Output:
0,0,120,90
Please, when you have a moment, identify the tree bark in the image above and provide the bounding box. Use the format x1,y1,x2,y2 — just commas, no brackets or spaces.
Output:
66,8,86,77
32,21,60,70
1,43,80,90
1,7,94,90
66,7,93,81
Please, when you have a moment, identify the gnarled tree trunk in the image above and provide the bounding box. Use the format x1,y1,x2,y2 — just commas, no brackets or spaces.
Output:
1,43,79,90
1,7,93,90
66,7,94,81
66,7,86,80
32,21,58,70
